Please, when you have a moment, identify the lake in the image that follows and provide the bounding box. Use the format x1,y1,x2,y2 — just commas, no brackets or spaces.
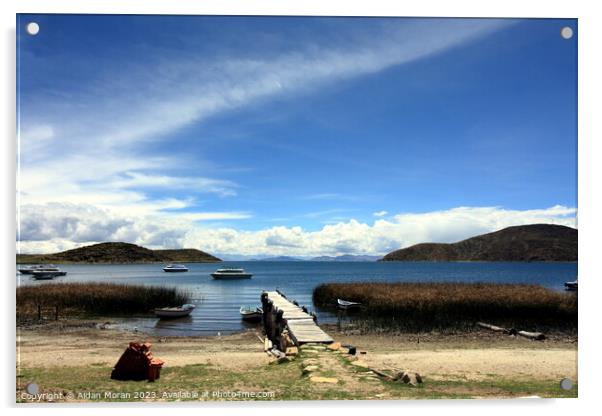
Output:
17,261,577,336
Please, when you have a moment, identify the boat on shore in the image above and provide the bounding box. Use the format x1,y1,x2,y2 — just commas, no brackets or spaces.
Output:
211,268,253,279
239,306,263,322
154,304,195,319
337,298,362,310
163,264,189,273
564,280,578,291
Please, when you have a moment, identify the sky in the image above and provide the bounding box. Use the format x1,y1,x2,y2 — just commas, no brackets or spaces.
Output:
16,15,577,257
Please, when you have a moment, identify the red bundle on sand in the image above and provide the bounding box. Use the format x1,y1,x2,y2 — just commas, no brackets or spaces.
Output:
110,342,164,382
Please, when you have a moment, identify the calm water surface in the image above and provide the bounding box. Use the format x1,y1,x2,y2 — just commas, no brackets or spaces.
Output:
17,261,577,336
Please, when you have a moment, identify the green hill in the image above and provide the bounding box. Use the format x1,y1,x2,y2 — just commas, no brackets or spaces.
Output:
17,242,221,264
381,224,577,262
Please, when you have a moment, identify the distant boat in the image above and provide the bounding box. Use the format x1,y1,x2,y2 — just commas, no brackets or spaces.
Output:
18,264,54,275
163,264,189,273
211,268,253,279
240,306,263,322
564,280,578,291
154,304,195,319
337,298,362,310
31,267,67,280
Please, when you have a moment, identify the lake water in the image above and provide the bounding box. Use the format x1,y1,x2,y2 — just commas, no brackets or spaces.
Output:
17,261,577,336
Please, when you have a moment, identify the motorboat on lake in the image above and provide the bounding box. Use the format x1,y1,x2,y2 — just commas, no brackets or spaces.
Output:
163,264,189,273
154,304,195,319
239,306,263,322
30,266,67,280
564,280,578,291
211,268,253,279
18,264,54,275
337,298,362,310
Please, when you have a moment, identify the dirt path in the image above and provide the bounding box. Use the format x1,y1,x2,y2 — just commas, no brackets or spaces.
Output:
17,324,577,383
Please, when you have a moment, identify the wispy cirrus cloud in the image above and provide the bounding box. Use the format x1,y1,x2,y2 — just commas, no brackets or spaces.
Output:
17,18,516,252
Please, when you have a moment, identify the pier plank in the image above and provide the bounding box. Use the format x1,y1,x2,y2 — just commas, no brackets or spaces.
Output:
263,291,333,345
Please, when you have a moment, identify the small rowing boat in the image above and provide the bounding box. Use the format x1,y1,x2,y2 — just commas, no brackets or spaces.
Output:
239,306,263,322
154,304,195,319
337,298,362,310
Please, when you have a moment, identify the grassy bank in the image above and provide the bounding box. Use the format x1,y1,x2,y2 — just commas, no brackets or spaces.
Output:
313,282,577,331
17,282,190,321
17,363,577,402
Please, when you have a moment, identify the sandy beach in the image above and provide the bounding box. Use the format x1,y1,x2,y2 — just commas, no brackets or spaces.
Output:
16,321,577,401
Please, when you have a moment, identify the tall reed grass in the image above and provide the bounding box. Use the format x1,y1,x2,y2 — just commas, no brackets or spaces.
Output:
313,282,576,331
17,282,190,320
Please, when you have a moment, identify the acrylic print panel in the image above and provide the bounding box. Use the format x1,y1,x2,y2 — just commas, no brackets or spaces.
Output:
16,14,577,403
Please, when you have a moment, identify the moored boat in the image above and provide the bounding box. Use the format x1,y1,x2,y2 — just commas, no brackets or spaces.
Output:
564,280,578,291
163,264,189,273
211,268,252,279
337,298,362,310
154,304,195,319
18,264,54,275
239,306,263,322
31,267,67,280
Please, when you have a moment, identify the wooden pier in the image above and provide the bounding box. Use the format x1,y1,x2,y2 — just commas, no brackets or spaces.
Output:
261,291,333,349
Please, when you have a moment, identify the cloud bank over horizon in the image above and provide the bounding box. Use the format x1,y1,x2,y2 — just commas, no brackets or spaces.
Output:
17,204,577,257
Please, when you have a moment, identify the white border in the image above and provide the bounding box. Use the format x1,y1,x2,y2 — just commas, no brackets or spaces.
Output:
2,1,601,415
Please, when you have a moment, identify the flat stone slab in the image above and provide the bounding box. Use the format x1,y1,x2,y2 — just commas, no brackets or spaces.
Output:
309,376,339,384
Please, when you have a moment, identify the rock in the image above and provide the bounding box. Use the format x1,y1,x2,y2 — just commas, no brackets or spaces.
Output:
277,356,293,364
327,342,341,351
285,346,298,356
302,365,320,375
394,370,423,386
309,376,338,384
302,358,319,366
351,360,368,368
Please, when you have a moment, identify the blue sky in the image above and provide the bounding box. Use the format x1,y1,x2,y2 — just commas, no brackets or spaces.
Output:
17,15,577,256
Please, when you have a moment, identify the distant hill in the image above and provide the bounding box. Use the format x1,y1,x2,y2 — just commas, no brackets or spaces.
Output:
17,242,221,264
152,248,221,263
311,254,380,262
254,256,305,262
381,224,577,262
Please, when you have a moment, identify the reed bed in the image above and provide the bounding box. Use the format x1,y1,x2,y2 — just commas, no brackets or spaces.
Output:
313,282,577,331
17,282,190,320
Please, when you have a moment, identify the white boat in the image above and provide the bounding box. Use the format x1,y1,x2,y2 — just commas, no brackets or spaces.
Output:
154,304,195,319
18,264,54,275
337,298,362,310
31,267,67,280
211,268,253,279
163,264,189,273
240,306,263,322
564,280,578,291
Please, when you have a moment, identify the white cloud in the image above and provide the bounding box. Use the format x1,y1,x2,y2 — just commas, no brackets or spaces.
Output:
373,210,388,217
18,204,577,257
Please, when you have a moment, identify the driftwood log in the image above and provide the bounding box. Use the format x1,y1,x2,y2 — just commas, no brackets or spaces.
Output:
517,330,546,341
477,322,545,340
477,322,512,334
